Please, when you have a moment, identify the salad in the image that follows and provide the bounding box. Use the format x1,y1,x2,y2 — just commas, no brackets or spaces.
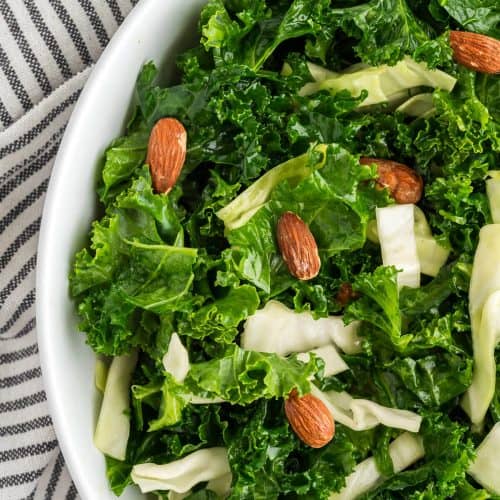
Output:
69,0,500,498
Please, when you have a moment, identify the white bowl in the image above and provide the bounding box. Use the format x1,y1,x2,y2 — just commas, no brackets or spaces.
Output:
36,1,207,498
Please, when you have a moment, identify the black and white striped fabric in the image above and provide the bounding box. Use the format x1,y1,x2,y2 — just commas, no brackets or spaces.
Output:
0,2,138,498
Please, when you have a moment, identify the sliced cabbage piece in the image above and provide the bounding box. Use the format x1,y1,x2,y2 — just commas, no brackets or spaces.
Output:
462,290,500,425
486,171,500,223
216,145,327,231
163,333,190,383
413,205,431,237
161,334,225,405
297,345,349,377
467,225,500,328
168,473,232,500
94,350,138,460
462,224,500,424
189,395,225,405
95,355,109,393
206,472,232,497
306,61,339,81
367,206,448,277
169,491,191,500
241,300,362,355
396,93,434,118
329,432,425,499
414,206,450,276
280,61,293,77
468,422,500,494
416,236,450,278
366,219,379,244
299,57,456,108
376,204,420,288
311,386,422,432
131,447,231,494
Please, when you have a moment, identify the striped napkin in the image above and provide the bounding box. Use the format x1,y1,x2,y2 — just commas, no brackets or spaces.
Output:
0,2,138,498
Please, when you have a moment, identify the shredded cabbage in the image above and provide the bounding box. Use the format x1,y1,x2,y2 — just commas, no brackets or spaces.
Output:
300,57,456,107
163,333,190,383
94,351,138,460
306,62,339,81
462,290,500,425
297,345,349,377
416,235,450,277
468,422,500,494
241,300,362,355
330,432,425,499
168,473,232,500
368,206,449,277
131,447,231,494
486,171,500,224
216,145,327,231
396,93,434,117
311,386,422,433
462,224,500,425
376,204,420,288
94,356,109,393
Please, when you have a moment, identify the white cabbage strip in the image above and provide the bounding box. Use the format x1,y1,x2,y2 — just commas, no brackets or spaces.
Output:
94,355,109,393
486,171,500,224
188,395,225,404
329,433,425,500
376,204,420,288
306,61,339,81
462,290,500,425
216,144,327,231
413,206,449,277
416,236,449,278
94,350,138,460
311,386,422,433
163,333,190,383
162,334,224,405
205,473,233,497
241,300,362,355
367,206,448,277
462,224,500,425
168,473,233,500
131,447,231,494
297,345,349,377
395,93,434,118
468,422,500,494
300,57,456,107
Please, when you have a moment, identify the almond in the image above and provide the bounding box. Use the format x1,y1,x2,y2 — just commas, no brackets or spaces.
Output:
147,117,187,194
277,212,320,280
450,31,500,74
285,389,335,448
360,157,423,204
336,282,359,307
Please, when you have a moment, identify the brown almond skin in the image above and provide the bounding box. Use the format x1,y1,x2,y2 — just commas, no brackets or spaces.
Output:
450,31,500,74
147,117,187,194
285,389,335,448
360,157,423,204
336,282,359,307
277,212,321,280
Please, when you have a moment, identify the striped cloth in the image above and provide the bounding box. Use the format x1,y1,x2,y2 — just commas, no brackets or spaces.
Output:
0,1,139,498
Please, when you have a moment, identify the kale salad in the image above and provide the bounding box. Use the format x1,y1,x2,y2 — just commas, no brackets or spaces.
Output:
69,0,500,498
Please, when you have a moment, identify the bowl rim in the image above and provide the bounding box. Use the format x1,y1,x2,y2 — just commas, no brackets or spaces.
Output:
35,1,176,497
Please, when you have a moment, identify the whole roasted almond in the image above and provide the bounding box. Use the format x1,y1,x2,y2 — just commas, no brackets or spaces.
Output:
360,157,423,204
285,389,335,448
450,31,500,74
147,117,187,194
277,212,320,280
